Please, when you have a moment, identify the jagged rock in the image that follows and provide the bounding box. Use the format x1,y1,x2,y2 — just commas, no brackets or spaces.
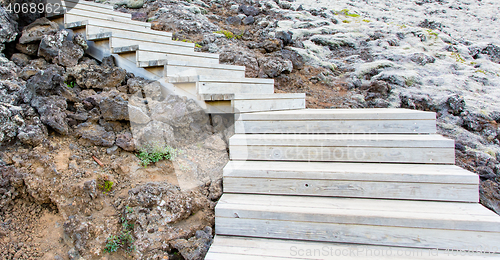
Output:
360,80,392,99
469,44,500,64
480,180,500,215
276,30,293,46
131,12,148,22
446,95,466,115
226,16,242,26
461,113,489,132
17,106,47,146
31,95,69,135
19,17,59,44
0,61,20,80
66,63,126,89
10,53,31,67
72,33,88,50
75,122,115,147
132,120,176,148
242,16,255,25
0,166,26,210
15,42,39,55
170,226,213,260
410,53,435,65
128,105,151,124
238,5,260,16
0,105,21,143
0,7,18,45
98,96,129,121
115,132,135,151
26,64,65,96
259,57,293,77
150,5,219,34
38,30,85,67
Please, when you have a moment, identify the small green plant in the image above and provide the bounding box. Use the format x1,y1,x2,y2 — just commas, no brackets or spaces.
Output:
126,206,134,214
215,30,235,39
104,210,136,253
97,175,113,194
136,143,179,167
475,69,487,75
234,31,244,40
104,235,120,253
426,29,438,37
65,80,76,88
335,9,360,17
342,20,350,24
362,19,371,23
451,52,465,63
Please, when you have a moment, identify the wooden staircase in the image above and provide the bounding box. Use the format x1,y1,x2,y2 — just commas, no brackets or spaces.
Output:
47,0,305,114
46,1,500,259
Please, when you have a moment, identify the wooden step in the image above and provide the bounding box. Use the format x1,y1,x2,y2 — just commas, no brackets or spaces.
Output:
206,236,500,259
138,59,246,78
229,134,455,164
235,108,436,134
46,1,131,19
169,76,275,95
109,45,219,65
223,161,479,202
215,194,500,252
232,93,306,113
65,20,172,42
63,10,150,30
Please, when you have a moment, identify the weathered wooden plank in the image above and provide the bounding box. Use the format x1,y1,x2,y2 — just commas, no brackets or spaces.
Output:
198,83,275,95
223,177,478,202
229,146,455,164
64,13,150,30
229,134,454,148
233,98,306,113
235,120,436,134
217,194,495,216
216,203,500,232
110,38,192,53
223,161,478,183
215,218,500,252
66,20,172,38
207,236,500,259
238,108,436,121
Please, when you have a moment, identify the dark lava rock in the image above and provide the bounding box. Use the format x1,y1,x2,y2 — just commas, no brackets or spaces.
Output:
38,30,85,67
19,17,59,44
98,96,129,121
226,16,242,26
461,112,489,132
469,44,500,64
276,30,293,46
131,12,148,22
75,122,115,147
418,19,443,30
446,95,466,116
26,64,64,96
242,16,255,25
10,53,31,67
238,5,260,16
115,132,135,151
477,166,496,180
31,95,69,135
65,64,127,89
410,53,435,65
